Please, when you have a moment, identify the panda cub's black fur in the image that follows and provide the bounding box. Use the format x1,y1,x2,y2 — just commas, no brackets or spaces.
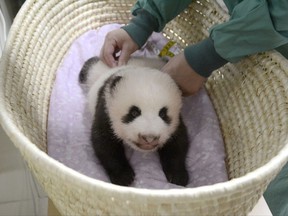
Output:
79,57,190,186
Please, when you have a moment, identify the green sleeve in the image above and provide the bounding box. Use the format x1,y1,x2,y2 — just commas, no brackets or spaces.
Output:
122,0,229,77
210,0,288,62
122,0,191,48
131,0,192,32
184,38,228,78
122,9,159,48
123,0,288,78
264,162,288,216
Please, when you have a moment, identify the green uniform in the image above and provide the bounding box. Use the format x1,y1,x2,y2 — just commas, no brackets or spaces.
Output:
264,162,288,216
122,1,288,215
122,0,288,77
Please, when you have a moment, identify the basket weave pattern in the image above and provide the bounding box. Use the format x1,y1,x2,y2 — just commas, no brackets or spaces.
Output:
1,0,288,215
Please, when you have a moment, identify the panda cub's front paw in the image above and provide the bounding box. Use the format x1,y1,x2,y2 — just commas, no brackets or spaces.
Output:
164,167,189,186
109,165,135,186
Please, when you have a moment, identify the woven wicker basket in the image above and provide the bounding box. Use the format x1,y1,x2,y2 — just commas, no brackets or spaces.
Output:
1,0,288,215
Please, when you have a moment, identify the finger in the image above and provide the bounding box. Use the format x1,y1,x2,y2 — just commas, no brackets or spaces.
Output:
104,46,118,67
100,47,106,63
118,49,130,66
101,40,118,67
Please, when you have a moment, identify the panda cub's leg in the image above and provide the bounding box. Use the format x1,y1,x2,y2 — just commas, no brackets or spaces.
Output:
158,117,189,186
91,117,135,186
79,58,135,186
91,79,135,186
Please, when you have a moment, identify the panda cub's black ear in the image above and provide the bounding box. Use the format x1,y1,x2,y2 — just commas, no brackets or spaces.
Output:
79,57,100,83
109,75,123,95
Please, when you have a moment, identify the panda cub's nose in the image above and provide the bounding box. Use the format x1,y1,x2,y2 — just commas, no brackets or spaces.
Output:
139,134,160,144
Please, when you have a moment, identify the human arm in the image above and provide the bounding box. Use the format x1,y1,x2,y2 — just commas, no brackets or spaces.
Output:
101,0,227,95
102,0,288,96
127,0,288,67
156,0,288,96
210,0,288,63
120,0,228,95
101,0,191,67
161,52,207,96
122,0,192,48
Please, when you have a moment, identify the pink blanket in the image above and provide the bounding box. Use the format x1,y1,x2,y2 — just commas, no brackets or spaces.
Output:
47,24,228,189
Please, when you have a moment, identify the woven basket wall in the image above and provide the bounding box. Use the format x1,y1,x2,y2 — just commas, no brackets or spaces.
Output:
1,0,288,215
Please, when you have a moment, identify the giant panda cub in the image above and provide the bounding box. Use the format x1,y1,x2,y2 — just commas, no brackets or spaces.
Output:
79,57,189,186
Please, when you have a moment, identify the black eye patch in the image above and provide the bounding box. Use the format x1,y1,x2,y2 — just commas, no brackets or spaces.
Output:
159,107,171,124
122,106,141,124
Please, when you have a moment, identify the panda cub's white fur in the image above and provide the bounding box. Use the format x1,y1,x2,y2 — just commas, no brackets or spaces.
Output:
79,57,189,186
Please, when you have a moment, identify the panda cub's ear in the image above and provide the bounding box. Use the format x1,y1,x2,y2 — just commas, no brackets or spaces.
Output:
108,75,123,96
79,57,100,83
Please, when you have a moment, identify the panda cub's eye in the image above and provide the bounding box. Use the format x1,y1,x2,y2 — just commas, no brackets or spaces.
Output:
159,107,171,124
122,106,141,124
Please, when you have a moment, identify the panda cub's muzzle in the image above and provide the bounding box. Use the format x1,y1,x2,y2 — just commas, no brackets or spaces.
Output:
134,134,160,151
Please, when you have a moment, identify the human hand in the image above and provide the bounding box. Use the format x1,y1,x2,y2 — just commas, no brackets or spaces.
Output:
100,29,139,67
161,52,206,96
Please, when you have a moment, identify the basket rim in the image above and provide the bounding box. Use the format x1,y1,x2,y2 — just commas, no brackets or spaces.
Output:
1,0,288,199
0,104,288,197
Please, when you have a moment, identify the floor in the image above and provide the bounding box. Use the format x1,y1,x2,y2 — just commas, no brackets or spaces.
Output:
1,3,48,215
0,126,48,216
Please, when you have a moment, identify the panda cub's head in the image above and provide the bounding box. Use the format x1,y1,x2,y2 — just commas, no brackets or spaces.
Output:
104,66,182,152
